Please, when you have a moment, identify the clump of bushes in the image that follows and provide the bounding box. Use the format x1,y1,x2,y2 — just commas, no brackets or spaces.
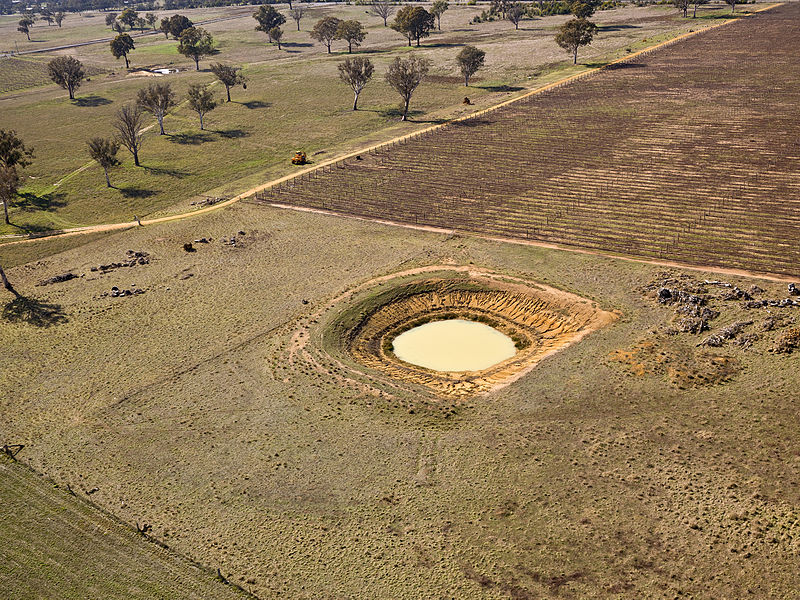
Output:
772,328,800,354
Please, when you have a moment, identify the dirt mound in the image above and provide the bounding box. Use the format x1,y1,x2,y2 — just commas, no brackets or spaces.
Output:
327,273,616,398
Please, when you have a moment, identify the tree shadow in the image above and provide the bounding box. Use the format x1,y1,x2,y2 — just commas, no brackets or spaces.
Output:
169,132,214,145
451,118,492,128
376,107,425,119
216,128,249,139
604,61,647,70
241,100,270,109
281,42,313,48
476,84,524,93
72,95,113,107
143,165,189,178
2,294,67,328
119,187,156,198
598,24,639,31
13,191,67,213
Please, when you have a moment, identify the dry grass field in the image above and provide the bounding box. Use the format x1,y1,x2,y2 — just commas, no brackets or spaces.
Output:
1,196,799,598
0,455,250,599
2,2,799,599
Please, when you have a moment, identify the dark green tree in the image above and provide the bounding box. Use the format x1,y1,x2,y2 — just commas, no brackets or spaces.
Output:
118,8,138,30
178,27,215,70
310,17,341,53
253,5,286,40
187,84,217,130
47,56,85,99
110,33,135,69
18,18,34,41
391,6,435,47
456,45,485,86
210,63,247,102
335,20,367,53
555,18,597,64
0,130,34,225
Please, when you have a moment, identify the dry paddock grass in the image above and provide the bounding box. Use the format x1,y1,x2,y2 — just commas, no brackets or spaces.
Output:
1,199,799,598
257,2,800,279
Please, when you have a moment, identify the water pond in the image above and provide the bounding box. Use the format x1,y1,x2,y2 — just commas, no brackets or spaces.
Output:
391,319,517,372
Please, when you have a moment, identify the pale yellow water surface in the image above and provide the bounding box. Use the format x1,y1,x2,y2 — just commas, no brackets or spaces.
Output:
391,319,517,372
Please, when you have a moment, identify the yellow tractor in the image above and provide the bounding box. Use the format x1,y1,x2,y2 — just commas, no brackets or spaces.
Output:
291,150,307,165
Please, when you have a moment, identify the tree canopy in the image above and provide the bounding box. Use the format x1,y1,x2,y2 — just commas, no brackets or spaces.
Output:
137,82,176,135
335,20,367,53
47,56,85,100
210,63,247,102
253,5,286,38
187,84,217,130
385,55,431,121
178,27,215,70
555,18,597,64
456,45,486,86
391,6,435,47
311,17,342,53
338,56,374,110
110,33,135,69
87,137,121,187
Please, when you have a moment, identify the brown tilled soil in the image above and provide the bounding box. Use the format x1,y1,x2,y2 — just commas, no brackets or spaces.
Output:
255,3,800,279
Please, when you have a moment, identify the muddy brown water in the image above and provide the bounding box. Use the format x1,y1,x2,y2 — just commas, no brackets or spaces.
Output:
391,319,517,372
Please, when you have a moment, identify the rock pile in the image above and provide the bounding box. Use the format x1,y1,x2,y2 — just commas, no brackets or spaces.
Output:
37,272,78,286
90,250,150,273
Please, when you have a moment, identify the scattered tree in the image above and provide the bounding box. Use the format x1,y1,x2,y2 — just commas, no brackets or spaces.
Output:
336,20,367,53
289,6,305,31
724,0,737,12
41,10,54,26
491,0,512,19
391,6,435,47
431,0,449,31
673,0,689,17
112,20,123,34
311,17,342,53
178,27,215,70
105,12,117,29
210,63,247,102
0,166,20,226
456,45,485,86
162,14,193,39
338,56,374,110
570,2,596,18
269,26,284,49
0,130,34,225
135,17,147,31
118,8,138,30
87,137,121,187
555,18,597,64
367,0,395,27
113,104,144,166
47,56,85,100
253,5,286,40
159,17,170,38
508,3,525,29
18,18,33,41
146,13,157,30
137,82,176,135
385,55,431,121
692,0,708,17
110,33,135,69
187,84,217,130
55,12,66,27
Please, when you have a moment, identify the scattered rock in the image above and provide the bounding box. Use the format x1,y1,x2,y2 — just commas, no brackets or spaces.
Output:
193,238,210,244
37,272,78,286
183,243,195,252
772,328,800,354
789,283,799,296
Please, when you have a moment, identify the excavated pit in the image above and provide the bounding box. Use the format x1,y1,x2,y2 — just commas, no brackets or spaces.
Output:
326,272,617,398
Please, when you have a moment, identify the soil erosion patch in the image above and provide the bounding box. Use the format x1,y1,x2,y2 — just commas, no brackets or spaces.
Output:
325,271,616,398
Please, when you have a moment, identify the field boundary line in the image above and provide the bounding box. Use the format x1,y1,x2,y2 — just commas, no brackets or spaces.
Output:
1,4,780,249
257,202,798,283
